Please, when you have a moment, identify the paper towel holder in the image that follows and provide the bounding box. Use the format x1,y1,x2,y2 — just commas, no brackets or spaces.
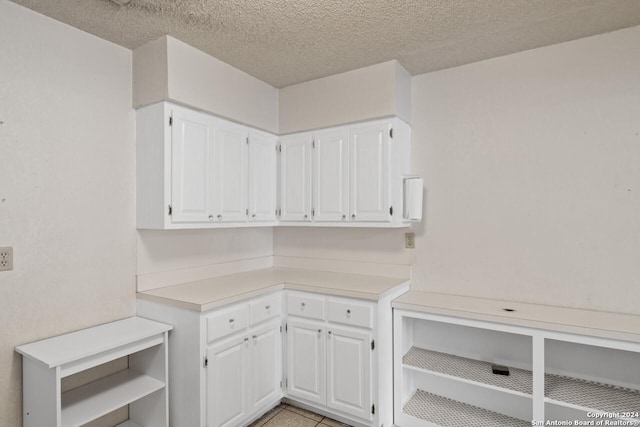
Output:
403,176,424,222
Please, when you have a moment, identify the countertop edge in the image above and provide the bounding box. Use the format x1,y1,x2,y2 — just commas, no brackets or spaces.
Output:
392,300,640,344
136,276,410,312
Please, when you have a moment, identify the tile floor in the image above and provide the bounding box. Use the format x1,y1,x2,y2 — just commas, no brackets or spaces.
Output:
248,402,352,427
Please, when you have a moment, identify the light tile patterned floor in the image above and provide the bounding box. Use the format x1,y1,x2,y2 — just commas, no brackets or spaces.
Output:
248,403,352,427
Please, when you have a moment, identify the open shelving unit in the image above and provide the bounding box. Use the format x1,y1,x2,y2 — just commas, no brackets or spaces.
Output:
394,312,534,427
16,317,172,427
544,338,640,425
545,373,640,414
393,291,640,427
402,346,533,396
403,390,530,427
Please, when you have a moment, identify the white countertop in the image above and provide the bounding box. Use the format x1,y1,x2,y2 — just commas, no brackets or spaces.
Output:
137,267,410,311
393,290,640,343
16,317,172,368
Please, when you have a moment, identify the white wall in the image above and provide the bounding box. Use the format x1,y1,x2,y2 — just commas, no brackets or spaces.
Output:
132,36,168,109
275,25,640,315
279,60,411,134
0,1,135,425
137,228,274,290
273,228,413,278
411,25,640,314
133,36,280,134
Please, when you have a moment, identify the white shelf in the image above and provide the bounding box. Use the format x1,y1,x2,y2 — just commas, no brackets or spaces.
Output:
17,316,171,427
16,317,171,369
403,346,532,396
403,389,530,427
394,301,640,427
545,373,640,416
62,369,164,427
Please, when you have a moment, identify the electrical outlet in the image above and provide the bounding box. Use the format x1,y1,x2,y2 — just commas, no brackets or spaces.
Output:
405,233,415,249
0,247,13,271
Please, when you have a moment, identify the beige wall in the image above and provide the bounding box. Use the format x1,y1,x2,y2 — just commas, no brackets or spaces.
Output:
137,228,274,290
133,36,279,134
132,36,168,109
273,228,413,278
0,1,135,425
279,60,411,134
410,25,640,314
277,25,640,315
3,7,639,427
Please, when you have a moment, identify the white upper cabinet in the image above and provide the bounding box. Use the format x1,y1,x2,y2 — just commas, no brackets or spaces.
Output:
349,121,391,222
136,102,278,229
248,130,277,222
214,119,249,223
136,102,412,229
313,128,350,222
170,106,215,223
278,118,410,227
280,134,313,222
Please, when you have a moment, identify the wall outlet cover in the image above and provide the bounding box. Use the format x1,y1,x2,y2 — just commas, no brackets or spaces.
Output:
0,247,13,271
405,233,415,249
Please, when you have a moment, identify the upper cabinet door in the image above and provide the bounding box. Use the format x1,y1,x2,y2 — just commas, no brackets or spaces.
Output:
313,129,349,222
349,121,391,222
280,134,312,221
248,131,277,222
171,107,215,223
214,119,249,223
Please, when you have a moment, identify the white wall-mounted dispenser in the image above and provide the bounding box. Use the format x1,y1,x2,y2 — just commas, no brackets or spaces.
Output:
403,177,424,221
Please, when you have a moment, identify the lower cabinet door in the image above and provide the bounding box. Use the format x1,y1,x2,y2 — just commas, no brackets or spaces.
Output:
250,323,282,409
287,319,326,405
326,326,373,421
207,334,249,427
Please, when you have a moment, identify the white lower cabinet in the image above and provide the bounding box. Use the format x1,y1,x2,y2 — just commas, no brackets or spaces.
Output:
284,291,385,426
207,320,282,427
287,319,326,405
136,282,410,427
393,308,640,427
207,333,249,427
136,293,284,427
250,323,283,409
326,326,372,421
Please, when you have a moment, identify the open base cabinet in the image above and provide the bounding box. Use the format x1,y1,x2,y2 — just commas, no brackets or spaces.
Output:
393,310,640,427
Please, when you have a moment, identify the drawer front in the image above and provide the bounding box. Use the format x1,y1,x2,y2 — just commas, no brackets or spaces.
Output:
250,293,282,326
207,305,249,343
287,293,325,320
327,299,373,329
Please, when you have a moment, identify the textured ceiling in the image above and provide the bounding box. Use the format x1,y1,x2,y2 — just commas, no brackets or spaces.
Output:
9,0,640,87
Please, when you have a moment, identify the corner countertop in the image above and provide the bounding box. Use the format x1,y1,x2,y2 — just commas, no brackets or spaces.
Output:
393,290,640,343
137,267,410,312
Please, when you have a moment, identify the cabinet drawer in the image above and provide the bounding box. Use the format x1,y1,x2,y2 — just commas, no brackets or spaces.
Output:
287,293,325,320
327,300,373,329
250,293,282,326
207,305,248,342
